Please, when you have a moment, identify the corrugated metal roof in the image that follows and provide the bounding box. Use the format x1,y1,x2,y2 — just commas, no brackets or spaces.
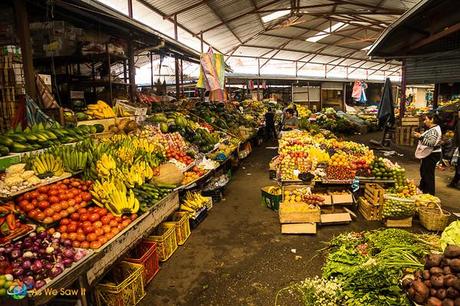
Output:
133,0,419,74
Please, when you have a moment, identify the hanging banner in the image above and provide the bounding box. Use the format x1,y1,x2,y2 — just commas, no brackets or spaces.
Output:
197,48,225,91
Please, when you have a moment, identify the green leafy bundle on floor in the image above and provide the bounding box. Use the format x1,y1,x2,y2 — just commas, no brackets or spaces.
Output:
277,229,440,306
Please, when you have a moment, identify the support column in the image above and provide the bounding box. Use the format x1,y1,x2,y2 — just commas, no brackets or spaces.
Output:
150,51,154,89
400,59,407,122
127,38,136,102
174,15,180,99
14,0,37,100
433,83,440,109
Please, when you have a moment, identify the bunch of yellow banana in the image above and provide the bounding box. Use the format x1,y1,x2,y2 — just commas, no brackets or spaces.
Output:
132,137,160,154
31,152,65,178
113,104,132,117
90,179,139,216
180,192,209,212
117,146,135,164
96,153,117,177
266,186,282,195
85,100,116,119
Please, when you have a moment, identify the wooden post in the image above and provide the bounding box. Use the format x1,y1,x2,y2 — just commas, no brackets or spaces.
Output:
150,51,154,89
127,39,136,102
174,15,180,99
200,32,204,53
180,59,184,97
14,0,37,100
400,59,407,122
128,0,133,18
106,43,113,104
433,83,440,109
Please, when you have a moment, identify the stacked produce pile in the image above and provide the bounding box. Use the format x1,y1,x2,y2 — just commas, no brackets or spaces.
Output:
0,122,97,155
240,99,268,126
277,229,440,306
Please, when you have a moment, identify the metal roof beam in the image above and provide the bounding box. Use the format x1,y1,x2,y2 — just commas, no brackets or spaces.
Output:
409,22,460,51
198,0,279,35
164,1,208,19
333,0,405,14
206,2,243,43
249,0,265,30
289,24,372,42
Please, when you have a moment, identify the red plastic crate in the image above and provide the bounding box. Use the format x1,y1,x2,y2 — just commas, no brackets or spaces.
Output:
125,240,160,285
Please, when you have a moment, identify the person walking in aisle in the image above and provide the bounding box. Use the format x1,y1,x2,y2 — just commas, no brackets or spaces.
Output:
264,107,277,141
414,113,442,195
448,111,460,188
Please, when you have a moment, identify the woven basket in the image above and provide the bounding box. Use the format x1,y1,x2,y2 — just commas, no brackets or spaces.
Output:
419,204,451,231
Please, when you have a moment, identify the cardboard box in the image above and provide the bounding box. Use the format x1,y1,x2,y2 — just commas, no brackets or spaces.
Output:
281,223,316,234
329,191,353,204
385,217,412,228
279,203,321,224
320,207,352,224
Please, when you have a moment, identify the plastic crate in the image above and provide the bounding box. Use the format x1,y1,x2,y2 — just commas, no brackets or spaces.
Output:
167,211,191,245
125,240,160,285
190,207,208,229
261,186,282,211
146,223,178,262
202,188,223,204
95,261,145,306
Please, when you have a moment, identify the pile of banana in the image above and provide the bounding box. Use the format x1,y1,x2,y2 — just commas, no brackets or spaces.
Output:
30,152,65,178
265,186,282,196
53,145,88,174
116,161,153,188
180,192,210,213
85,100,116,119
91,179,140,216
96,153,117,177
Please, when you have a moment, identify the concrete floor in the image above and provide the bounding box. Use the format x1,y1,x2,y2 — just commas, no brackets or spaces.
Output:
139,132,460,306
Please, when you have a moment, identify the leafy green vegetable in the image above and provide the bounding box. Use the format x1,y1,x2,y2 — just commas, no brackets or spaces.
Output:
441,220,460,250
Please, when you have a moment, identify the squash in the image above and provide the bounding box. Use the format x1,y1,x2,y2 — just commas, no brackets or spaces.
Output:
152,163,183,186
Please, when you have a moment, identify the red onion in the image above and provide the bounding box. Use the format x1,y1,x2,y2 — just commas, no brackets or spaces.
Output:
11,249,22,259
22,260,31,270
63,249,74,259
29,232,36,238
50,266,63,278
4,244,13,254
0,247,6,253
35,280,46,289
62,258,73,268
38,232,47,240
13,267,24,277
23,276,35,289
62,239,72,247
74,250,86,262
31,260,43,272
44,263,53,270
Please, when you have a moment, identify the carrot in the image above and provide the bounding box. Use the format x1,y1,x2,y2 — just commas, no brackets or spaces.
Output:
6,213,16,230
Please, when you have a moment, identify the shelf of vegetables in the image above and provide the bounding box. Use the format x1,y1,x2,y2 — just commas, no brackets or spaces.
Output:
0,104,248,305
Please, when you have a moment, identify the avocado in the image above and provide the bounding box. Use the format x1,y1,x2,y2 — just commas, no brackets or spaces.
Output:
94,124,104,133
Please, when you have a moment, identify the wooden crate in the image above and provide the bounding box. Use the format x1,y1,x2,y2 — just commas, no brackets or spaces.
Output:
281,223,316,234
395,127,416,146
358,197,382,221
402,116,420,127
279,203,321,224
384,217,413,228
315,192,332,205
320,207,352,224
364,183,385,205
330,191,353,205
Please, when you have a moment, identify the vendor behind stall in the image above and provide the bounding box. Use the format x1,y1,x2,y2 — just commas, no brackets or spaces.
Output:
282,109,299,131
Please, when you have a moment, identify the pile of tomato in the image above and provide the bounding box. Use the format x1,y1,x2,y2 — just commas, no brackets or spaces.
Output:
16,178,92,224
166,149,194,165
55,206,137,249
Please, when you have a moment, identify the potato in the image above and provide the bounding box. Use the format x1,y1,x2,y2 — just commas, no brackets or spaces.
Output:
443,299,455,306
432,267,445,275
445,246,460,258
426,297,442,306
412,280,430,303
427,254,444,268
437,288,447,300
451,259,460,272
445,267,453,275
426,280,433,288
432,275,445,288
402,278,413,289
453,279,460,291
445,275,458,287
447,287,460,298
431,288,438,296
423,270,432,279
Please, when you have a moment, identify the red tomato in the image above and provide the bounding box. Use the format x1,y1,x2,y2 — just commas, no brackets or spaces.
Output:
76,228,84,234
80,214,89,222
37,194,48,202
67,199,76,207
74,196,83,203
61,218,70,225
66,206,76,214
52,214,61,222
102,225,111,234
72,241,81,248
82,221,92,228
82,192,92,201
83,225,94,235
52,203,62,212
93,221,103,228
70,212,79,221
109,220,118,227
68,232,78,240
89,213,100,223
63,179,70,184
28,210,39,219
30,191,40,199
59,225,68,233
48,189,59,196
60,200,69,209
94,228,104,237
49,196,59,203
36,213,45,221
38,201,50,210
43,217,54,224
59,194,68,201
80,241,90,249
100,215,111,225
59,210,68,218
122,220,131,227
47,228,55,235
67,223,78,233
78,208,88,214
44,208,55,217
88,207,95,213
130,214,138,220
24,204,35,212
110,227,120,235
90,241,101,249
61,232,68,240
23,193,32,200
76,233,85,242
98,208,108,216
87,233,97,242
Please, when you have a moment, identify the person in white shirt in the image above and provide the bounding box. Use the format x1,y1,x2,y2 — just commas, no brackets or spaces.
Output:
414,113,442,195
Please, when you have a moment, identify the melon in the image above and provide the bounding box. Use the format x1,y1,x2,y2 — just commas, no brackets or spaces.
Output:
152,163,183,185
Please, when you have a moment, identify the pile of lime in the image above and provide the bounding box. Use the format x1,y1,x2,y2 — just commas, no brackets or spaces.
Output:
0,274,16,296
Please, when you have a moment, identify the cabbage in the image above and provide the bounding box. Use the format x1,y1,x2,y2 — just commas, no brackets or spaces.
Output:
441,220,460,250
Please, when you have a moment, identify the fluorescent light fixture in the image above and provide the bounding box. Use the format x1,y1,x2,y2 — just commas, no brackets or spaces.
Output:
361,45,372,51
306,22,348,42
262,10,290,23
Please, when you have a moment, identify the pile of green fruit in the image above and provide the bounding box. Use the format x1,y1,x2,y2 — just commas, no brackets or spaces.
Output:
382,195,415,218
370,158,394,180
132,183,175,212
0,123,102,155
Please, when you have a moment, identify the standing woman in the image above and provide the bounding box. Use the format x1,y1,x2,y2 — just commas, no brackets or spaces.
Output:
414,113,442,195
